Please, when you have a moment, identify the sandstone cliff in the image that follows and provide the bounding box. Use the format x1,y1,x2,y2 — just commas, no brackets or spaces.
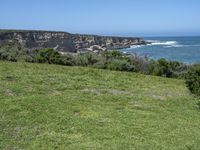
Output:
0,30,146,53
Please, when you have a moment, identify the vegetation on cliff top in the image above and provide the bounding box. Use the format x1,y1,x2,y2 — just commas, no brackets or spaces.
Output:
0,41,192,79
0,61,200,149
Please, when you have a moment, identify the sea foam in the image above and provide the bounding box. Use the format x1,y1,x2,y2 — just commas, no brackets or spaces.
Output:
150,41,178,46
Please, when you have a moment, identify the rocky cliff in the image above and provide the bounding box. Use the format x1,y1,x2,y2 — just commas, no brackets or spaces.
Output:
0,30,146,53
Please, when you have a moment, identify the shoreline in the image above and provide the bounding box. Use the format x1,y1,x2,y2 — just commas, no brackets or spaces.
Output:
0,29,149,53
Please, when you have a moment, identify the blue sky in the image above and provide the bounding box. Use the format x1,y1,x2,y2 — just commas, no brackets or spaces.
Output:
0,0,200,36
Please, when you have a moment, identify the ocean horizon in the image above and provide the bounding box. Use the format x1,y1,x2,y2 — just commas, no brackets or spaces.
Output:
121,36,200,64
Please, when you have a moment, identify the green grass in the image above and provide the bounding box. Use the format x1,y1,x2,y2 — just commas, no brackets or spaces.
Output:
0,61,199,150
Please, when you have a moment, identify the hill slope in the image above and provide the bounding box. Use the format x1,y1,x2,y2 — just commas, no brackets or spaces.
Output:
0,61,199,149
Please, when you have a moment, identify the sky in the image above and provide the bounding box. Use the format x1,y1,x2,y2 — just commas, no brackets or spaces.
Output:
0,0,200,37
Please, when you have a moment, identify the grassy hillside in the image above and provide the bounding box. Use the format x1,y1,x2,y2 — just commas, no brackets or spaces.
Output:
0,61,199,149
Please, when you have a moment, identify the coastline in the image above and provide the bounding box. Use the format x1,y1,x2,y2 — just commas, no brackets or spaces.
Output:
0,29,148,53
122,36,200,64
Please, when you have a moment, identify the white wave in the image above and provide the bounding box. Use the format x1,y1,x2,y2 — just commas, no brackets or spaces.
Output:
129,40,200,49
130,45,144,49
150,41,178,46
129,41,178,49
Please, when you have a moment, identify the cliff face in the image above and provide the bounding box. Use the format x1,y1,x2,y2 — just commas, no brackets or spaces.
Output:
0,30,145,53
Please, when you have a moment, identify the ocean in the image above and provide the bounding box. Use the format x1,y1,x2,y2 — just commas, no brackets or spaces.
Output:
121,36,200,64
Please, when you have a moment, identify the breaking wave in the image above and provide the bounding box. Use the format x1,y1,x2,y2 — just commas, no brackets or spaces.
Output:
148,40,178,46
130,45,144,49
148,41,180,47
130,40,181,49
147,40,187,48
130,40,200,49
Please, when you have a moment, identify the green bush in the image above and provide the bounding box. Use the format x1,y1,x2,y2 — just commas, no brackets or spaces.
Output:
169,61,189,78
102,50,124,60
60,54,75,66
92,57,107,69
154,58,172,77
34,48,62,64
73,54,89,66
0,41,28,62
83,52,100,65
128,55,151,74
185,65,200,96
106,59,134,71
73,52,100,66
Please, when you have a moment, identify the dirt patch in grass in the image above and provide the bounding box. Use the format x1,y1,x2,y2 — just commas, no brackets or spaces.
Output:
81,88,133,96
4,89,15,96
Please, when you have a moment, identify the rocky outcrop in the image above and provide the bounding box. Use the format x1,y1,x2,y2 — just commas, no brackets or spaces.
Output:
0,30,146,53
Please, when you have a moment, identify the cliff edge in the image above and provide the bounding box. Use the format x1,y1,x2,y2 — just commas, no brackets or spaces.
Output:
0,30,146,53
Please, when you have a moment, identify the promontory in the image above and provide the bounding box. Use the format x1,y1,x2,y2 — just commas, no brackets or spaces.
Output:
0,30,147,52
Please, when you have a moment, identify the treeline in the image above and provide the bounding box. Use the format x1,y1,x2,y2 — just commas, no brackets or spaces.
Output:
0,41,196,79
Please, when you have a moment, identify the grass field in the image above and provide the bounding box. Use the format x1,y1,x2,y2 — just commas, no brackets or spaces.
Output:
0,61,200,149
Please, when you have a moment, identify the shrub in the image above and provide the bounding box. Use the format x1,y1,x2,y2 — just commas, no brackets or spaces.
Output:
102,50,123,59
60,54,75,66
83,52,99,65
34,48,62,64
92,57,107,69
185,65,200,96
73,52,100,66
155,58,172,77
0,41,28,62
106,59,134,72
110,50,123,58
128,55,151,74
73,54,89,66
169,61,189,78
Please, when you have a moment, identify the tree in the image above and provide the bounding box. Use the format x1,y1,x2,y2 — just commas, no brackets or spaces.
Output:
35,48,61,64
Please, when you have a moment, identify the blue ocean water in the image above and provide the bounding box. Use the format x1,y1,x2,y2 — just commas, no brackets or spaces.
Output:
122,36,200,64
